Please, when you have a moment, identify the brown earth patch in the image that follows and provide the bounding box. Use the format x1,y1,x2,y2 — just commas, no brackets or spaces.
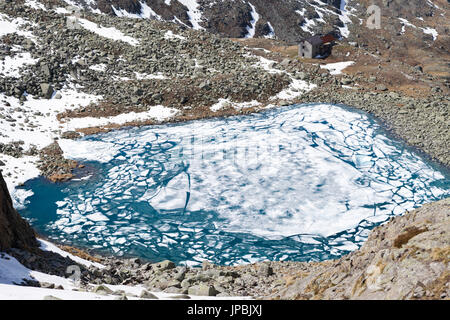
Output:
393,227,429,248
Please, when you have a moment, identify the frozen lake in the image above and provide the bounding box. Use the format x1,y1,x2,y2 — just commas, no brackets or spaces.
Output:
18,103,450,266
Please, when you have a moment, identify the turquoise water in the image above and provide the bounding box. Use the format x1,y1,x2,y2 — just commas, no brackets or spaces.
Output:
18,103,450,266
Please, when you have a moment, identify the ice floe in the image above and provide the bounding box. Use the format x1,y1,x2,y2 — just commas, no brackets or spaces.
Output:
77,18,140,46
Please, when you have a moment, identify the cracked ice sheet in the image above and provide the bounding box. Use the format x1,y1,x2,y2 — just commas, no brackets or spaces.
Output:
41,104,449,245
0,251,250,300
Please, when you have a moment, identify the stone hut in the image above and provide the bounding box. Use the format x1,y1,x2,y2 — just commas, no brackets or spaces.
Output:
298,34,336,59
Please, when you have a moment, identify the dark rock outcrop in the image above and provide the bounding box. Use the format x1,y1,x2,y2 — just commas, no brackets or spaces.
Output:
0,171,38,251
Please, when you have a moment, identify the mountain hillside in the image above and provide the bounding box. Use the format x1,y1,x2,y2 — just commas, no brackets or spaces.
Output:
56,0,449,43
50,0,450,87
45,0,350,41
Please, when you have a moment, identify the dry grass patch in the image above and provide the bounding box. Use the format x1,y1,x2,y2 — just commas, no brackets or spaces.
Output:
59,245,103,264
393,227,428,248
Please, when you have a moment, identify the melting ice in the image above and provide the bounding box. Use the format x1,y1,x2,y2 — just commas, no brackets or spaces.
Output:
19,104,450,266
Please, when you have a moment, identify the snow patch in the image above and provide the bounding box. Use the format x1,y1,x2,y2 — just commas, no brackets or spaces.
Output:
89,64,107,72
164,30,187,41
296,9,316,33
271,79,317,100
338,0,351,37
422,27,438,40
398,18,439,40
0,51,38,77
0,251,249,299
58,139,120,163
134,72,167,80
112,1,162,20
0,13,36,40
39,240,105,269
320,61,355,75
25,0,47,11
252,56,283,74
210,99,260,112
264,22,275,39
77,18,139,46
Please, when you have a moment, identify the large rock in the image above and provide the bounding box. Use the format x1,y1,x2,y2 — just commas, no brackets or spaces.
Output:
0,171,38,251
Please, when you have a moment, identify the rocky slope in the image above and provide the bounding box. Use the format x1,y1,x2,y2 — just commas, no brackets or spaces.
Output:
0,171,37,251
40,0,450,111
59,0,450,45
59,0,450,80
